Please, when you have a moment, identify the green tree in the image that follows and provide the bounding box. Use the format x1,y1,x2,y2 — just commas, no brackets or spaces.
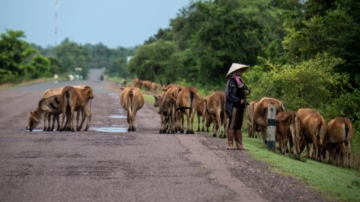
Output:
27,55,51,79
0,30,36,82
128,40,185,84
55,38,91,79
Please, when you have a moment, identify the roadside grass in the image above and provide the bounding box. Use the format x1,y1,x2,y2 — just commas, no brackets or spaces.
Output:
242,135,360,201
0,78,53,91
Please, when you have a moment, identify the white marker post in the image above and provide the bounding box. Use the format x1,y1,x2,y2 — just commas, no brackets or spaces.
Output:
267,104,276,151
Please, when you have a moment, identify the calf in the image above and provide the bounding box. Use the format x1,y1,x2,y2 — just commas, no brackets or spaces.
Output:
196,98,207,132
296,108,326,160
246,100,257,138
176,87,199,134
205,91,227,138
252,97,285,143
120,86,144,131
275,111,296,154
60,86,94,132
26,95,62,131
158,95,177,134
324,118,354,167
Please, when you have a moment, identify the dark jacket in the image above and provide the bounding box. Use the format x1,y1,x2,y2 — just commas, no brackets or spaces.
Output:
225,77,249,117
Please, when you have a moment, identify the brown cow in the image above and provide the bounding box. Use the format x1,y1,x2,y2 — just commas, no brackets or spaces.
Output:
275,111,297,154
295,108,326,160
133,78,143,88
162,84,184,98
205,91,227,138
26,95,62,131
196,98,207,132
158,95,177,134
60,86,94,132
120,86,144,131
176,87,199,134
142,80,153,91
251,97,285,143
324,118,354,167
246,100,257,138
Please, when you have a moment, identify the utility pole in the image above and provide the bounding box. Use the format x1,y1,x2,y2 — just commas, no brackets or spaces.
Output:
54,0,58,46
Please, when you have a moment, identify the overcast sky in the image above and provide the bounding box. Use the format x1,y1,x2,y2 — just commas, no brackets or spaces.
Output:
0,0,190,48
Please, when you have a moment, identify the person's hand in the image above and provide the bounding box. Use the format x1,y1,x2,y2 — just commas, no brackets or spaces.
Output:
245,90,250,95
240,99,244,104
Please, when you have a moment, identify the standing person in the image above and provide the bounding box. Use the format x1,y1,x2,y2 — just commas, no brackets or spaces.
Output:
225,63,250,150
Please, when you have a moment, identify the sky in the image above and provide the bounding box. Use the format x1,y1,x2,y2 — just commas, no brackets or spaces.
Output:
0,0,190,48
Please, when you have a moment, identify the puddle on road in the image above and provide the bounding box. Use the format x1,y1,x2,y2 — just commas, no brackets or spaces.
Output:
28,129,44,132
89,127,127,133
109,115,126,119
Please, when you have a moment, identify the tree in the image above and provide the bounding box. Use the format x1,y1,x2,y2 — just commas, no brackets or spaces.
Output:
0,30,36,82
128,40,185,84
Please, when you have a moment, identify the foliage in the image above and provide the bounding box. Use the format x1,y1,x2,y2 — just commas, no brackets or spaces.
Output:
54,38,91,79
127,40,185,84
0,30,51,83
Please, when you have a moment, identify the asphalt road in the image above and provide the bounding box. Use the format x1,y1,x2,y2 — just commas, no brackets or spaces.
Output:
0,69,328,202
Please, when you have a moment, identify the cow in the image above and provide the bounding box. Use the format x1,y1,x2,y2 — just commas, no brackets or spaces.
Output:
275,111,297,154
158,95,177,134
196,98,207,132
251,97,285,143
176,87,199,134
42,85,89,129
60,86,94,132
26,95,62,132
150,82,161,92
324,118,354,167
205,91,227,138
162,84,184,98
295,108,326,160
246,100,257,138
142,80,153,91
120,86,144,131
133,78,143,88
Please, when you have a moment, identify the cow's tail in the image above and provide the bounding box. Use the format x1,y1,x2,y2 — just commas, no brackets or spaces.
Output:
128,90,134,119
317,119,326,146
189,90,195,115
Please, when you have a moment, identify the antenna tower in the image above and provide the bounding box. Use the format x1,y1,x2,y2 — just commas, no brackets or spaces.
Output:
55,0,58,46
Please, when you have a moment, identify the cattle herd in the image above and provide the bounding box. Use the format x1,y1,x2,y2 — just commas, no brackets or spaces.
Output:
26,79,355,169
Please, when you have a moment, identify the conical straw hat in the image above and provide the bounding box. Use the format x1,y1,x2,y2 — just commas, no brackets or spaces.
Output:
226,63,248,77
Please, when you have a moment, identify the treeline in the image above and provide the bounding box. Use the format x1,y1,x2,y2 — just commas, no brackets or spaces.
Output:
0,30,134,83
128,0,360,135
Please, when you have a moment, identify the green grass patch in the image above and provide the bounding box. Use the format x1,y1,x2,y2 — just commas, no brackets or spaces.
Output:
242,132,360,202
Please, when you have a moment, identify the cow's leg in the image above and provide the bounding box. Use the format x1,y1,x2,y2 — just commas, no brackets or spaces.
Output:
76,109,82,131
82,106,91,131
47,113,52,131
60,110,66,131
201,116,205,131
132,110,137,131
55,114,60,131
43,112,48,131
127,110,131,132
223,113,228,139
70,107,75,132
197,115,201,132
